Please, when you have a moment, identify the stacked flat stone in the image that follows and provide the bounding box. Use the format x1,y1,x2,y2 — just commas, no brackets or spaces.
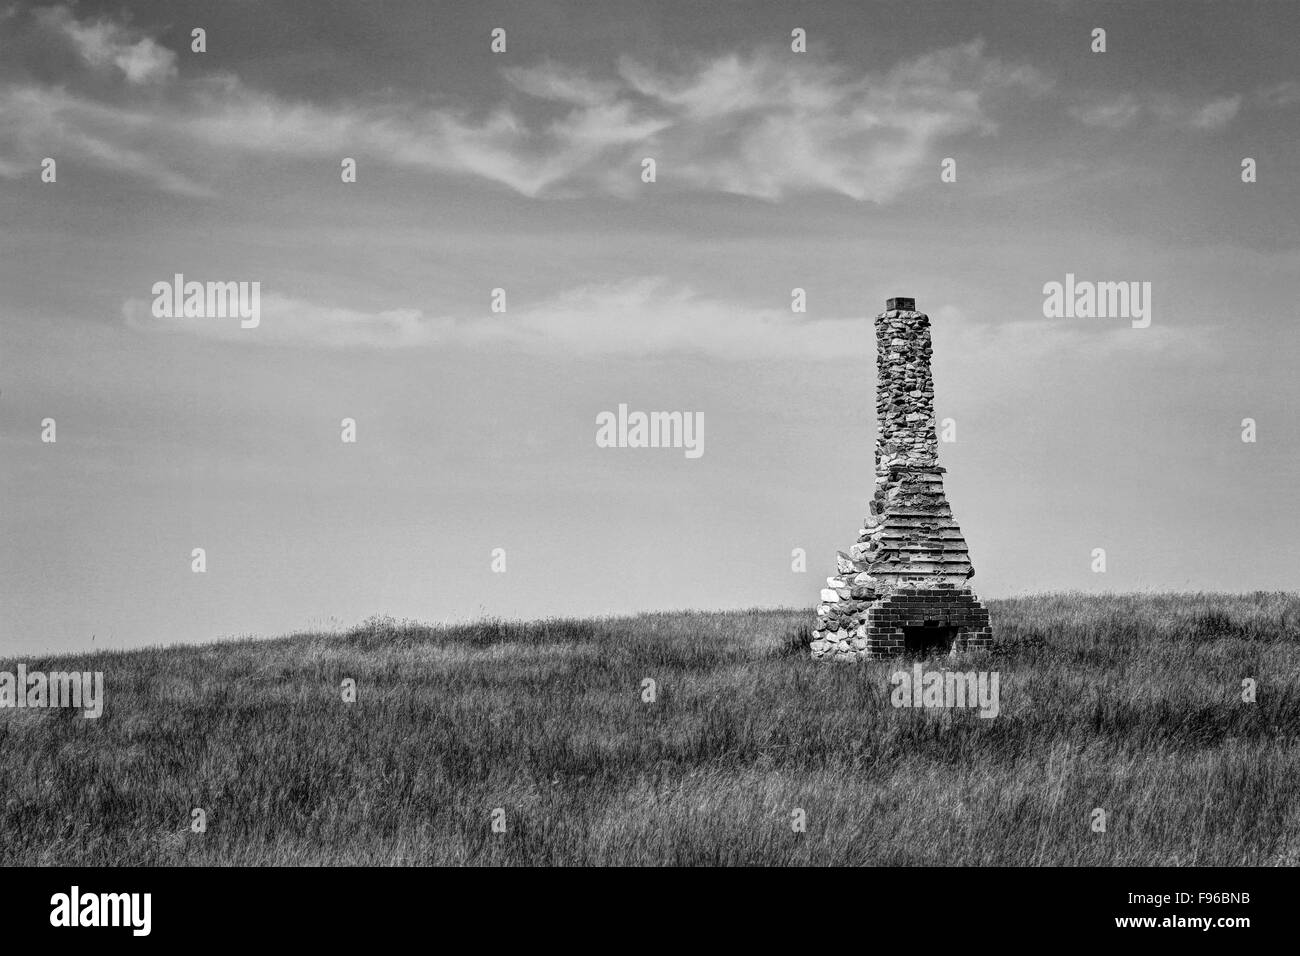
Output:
811,298,992,661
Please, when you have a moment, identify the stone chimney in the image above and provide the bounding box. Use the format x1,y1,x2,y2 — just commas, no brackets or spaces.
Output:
811,298,992,661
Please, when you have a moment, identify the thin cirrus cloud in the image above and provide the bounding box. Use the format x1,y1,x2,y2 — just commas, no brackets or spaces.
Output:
1069,91,1245,131
1,4,1050,202
121,280,861,359
578,40,1051,200
121,278,1214,368
1068,94,1143,130
177,40,1046,201
32,4,178,85
2,5,1296,200
0,85,214,196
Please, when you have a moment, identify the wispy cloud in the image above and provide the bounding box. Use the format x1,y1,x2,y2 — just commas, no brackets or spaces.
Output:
1161,93,1242,130
0,6,1047,201
1069,94,1142,129
1253,80,1300,108
123,293,445,349
606,40,1050,201
122,279,862,359
0,85,212,195
34,5,177,84
1070,90,1246,132
122,278,1216,367
6,5,1289,199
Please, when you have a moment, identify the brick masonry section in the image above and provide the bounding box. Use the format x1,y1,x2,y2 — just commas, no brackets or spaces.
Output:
811,299,993,662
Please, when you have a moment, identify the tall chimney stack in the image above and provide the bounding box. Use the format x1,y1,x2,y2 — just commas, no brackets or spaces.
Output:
810,297,992,661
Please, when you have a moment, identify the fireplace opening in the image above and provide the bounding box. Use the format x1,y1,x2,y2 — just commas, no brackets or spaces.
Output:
903,624,956,657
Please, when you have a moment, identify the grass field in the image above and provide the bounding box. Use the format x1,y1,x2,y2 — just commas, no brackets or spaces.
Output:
2,592,1298,866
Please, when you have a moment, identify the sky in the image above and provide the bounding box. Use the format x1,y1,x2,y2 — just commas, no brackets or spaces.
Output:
1,0,1297,654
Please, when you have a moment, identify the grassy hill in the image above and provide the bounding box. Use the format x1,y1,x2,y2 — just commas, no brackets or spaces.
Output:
2,592,1298,866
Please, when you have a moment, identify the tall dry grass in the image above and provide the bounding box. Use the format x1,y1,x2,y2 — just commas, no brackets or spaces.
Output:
2,592,1297,865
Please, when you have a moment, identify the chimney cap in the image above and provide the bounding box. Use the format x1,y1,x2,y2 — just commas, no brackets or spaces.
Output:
886,296,916,312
